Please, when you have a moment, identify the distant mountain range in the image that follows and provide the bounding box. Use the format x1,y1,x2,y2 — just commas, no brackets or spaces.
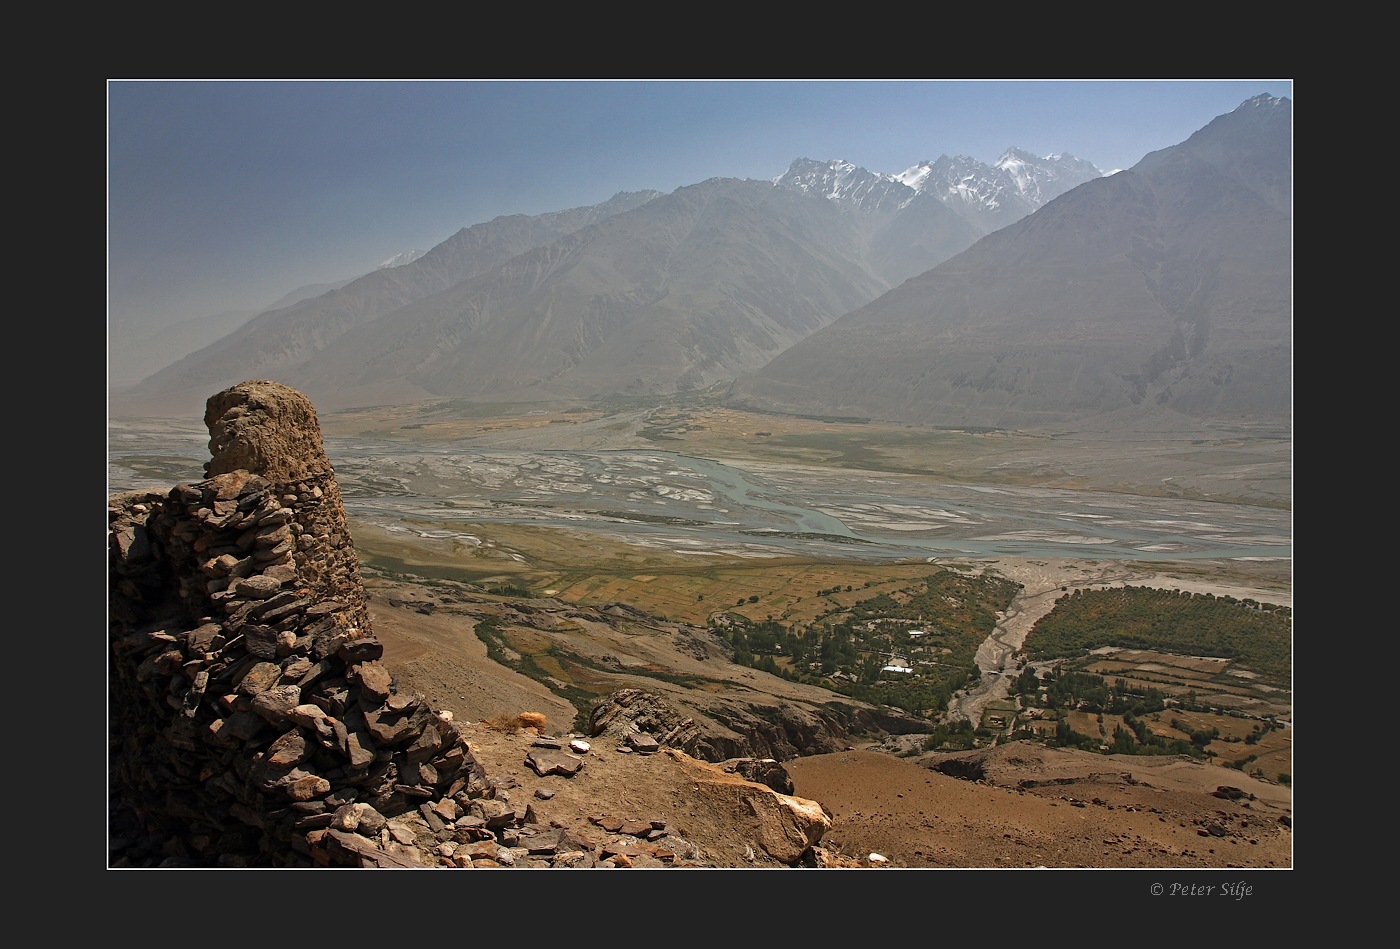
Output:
731,94,1292,431
110,94,1290,435
107,251,427,388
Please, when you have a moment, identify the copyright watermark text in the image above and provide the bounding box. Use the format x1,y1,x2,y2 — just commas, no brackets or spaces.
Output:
1150,881,1253,899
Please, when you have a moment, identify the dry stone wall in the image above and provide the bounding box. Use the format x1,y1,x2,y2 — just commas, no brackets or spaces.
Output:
108,381,503,868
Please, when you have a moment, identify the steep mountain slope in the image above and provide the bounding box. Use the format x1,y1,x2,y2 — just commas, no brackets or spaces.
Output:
110,191,663,418
727,94,1292,433
288,177,908,409
108,265,412,388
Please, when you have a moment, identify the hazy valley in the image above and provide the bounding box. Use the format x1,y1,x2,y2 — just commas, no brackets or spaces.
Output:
109,394,1292,751
108,92,1292,870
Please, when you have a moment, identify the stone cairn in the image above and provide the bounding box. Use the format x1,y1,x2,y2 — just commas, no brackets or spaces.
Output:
108,381,509,868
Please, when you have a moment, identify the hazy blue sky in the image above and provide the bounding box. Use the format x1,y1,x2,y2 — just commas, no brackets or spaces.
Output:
108,79,1293,335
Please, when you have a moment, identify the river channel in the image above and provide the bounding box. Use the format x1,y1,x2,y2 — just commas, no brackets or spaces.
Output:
108,421,1291,565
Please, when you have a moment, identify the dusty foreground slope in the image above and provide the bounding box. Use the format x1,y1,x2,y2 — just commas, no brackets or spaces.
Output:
446,725,1292,870
368,558,1293,871
783,747,1291,869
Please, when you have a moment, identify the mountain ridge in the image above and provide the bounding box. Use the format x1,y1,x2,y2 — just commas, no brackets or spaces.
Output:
109,147,1106,420
110,98,1288,438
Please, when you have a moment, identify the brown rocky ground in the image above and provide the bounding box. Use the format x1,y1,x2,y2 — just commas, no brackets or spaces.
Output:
783,746,1291,869
448,723,1291,870
367,558,1293,871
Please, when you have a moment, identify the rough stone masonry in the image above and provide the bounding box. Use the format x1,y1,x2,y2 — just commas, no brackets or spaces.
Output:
108,380,513,867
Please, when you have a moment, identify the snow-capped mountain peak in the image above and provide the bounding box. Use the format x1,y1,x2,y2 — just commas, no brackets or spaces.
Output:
992,148,1103,206
886,150,1106,220
379,250,426,269
772,158,915,214
775,150,1106,234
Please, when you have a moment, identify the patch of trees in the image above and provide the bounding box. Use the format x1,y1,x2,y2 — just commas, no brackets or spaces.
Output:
486,581,533,598
847,571,1021,638
923,719,976,751
1052,717,1101,752
1104,715,1201,757
1244,719,1283,744
1021,586,1291,685
1012,668,1203,758
722,617,805,668
1024,670,1167,717
713,569,1019,720
1040,709,1202,757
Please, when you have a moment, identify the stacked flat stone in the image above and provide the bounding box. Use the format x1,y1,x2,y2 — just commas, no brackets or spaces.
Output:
108,381,497,867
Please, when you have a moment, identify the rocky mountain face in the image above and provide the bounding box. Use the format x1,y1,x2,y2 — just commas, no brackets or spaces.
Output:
728,94,1292,432
780,148,1104,235
110,149,1101,420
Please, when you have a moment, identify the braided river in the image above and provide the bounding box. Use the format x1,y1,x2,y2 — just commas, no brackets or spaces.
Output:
108,420,1290,565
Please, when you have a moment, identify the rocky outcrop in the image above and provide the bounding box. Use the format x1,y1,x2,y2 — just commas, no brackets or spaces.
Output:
684,755,832,864
586,687,925,763
723,757,795,794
